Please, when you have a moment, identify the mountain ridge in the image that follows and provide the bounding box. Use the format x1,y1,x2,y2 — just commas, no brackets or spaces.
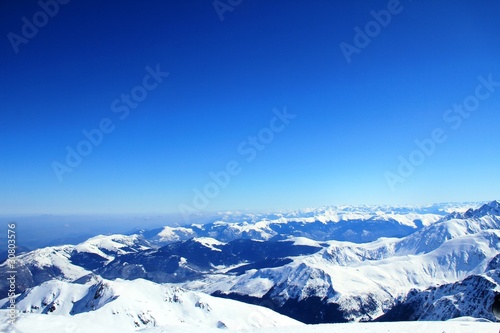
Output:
1,201,498,326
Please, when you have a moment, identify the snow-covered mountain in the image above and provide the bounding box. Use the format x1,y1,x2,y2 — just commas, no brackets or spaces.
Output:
96,237,322,284
185,201,500,322
1,201,498,328
145,204,449,244
378,269,500,321
0,234,151,295
0,277,300,332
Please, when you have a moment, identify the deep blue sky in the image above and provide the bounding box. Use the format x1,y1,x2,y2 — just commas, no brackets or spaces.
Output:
1,0,500,215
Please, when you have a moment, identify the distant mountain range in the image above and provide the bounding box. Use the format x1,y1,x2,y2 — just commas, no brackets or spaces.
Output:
1,201,499,329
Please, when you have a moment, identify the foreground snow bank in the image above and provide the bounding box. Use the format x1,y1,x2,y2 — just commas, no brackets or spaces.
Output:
0,278,300,332
0,313,498,333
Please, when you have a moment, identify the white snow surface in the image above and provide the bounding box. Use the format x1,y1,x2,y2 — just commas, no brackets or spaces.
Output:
1,245,90,281
157,226,196,242
0,234,151,282
192,237,226,251
0,314,497,333
1,201,498,330
187,209,500,321
0,278,300,332
73,234,149,260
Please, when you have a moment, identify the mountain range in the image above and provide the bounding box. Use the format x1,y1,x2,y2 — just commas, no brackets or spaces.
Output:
1,201,499,330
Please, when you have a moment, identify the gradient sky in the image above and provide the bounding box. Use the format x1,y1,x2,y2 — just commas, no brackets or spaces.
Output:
1,0,500,215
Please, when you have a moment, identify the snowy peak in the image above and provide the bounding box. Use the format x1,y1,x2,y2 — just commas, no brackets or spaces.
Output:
144,207,447,246
0,234,153,297
73,234,151,257
1,278,301,331
157,226,196,243
2,278,116,316
70,234,152,270
474,200,500,217
396,202,500,256
444,200,500,221
191,237,226,252
378,270,500,322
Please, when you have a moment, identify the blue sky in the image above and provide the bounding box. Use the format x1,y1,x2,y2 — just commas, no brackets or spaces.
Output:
1,0,500,215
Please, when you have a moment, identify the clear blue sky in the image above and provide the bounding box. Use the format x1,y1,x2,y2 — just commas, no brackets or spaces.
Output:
1,0,500,214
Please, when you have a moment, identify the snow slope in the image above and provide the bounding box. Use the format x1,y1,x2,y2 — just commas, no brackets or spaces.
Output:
0,315,497,333
0,277,301,332
73,234,150,261
379,269,500,321
2,201,498,327
190,202,500,322
0,234,151,295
